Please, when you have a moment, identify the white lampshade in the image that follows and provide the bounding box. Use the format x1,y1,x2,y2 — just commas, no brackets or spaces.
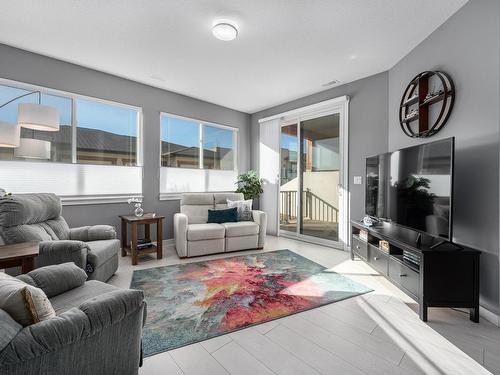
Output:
0,121,20,147
14,138,51,159
18,103,59,131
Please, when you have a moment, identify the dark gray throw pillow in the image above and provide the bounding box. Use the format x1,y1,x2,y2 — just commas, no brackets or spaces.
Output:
207,207,238,224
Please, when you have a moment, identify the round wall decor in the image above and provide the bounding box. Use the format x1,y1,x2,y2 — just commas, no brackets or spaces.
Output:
399,71,455,138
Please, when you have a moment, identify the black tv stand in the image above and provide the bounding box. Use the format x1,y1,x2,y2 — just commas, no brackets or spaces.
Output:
351,220,480,322
430,240,464,250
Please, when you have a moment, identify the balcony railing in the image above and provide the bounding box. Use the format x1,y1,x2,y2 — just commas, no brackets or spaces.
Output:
280,190,338,223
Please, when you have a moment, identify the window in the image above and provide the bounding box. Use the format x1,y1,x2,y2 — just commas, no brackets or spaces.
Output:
203,125,234,170
160,113,237,171
0,80,142,202
76,99,139,166
161,116,199,168
160,113,238,197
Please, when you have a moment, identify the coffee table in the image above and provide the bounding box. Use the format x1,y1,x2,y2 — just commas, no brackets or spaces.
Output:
0,241,39,273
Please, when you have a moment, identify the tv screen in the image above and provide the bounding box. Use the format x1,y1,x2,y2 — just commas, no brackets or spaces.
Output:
365,137,454,239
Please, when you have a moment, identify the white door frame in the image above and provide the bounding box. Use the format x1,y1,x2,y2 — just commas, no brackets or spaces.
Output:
260,95,350,250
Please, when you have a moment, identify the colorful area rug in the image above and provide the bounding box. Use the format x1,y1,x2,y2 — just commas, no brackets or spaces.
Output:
130,249,372,357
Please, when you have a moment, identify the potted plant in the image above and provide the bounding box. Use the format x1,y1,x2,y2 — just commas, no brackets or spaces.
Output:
235,170,264,209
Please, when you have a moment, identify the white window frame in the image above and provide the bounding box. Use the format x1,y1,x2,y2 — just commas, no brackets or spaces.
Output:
0,77,144,205
159,112,238,200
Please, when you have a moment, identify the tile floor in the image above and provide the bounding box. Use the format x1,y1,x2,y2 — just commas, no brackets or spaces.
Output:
109,236,499,375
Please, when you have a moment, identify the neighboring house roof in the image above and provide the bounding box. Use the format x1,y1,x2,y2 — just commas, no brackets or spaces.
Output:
30,125,231,157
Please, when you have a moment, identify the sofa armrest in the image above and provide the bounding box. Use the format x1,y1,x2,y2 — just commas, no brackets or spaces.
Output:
70,225,117,242
36,241,89,270
174,213,188,257
252,210,267,248
79,289,145,330
17,263,87,298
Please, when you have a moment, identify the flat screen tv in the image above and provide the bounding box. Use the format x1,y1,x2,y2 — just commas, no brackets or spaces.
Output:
365,137,454,240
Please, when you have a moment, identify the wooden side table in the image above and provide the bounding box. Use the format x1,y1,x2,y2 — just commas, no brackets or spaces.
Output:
120,213,164,265
0,241,39,273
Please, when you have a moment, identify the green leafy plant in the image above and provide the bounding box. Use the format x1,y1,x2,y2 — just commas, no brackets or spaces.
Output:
235,170,263,200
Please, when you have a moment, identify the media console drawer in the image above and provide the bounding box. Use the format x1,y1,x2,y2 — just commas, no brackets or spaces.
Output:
389,258,419,298
352,236,368,260
368,245,388,276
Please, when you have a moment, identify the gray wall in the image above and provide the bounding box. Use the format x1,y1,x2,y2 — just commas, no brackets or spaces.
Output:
388,0,500,313
250,72,389,224
0,43,251,239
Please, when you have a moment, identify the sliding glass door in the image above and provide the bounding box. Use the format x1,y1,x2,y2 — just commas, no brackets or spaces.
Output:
279,110,345,247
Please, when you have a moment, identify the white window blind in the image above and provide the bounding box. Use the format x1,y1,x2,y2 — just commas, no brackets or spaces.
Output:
0,161,142,204
160,167,237,198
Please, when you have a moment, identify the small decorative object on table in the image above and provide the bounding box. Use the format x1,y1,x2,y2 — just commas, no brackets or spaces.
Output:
379,240,390,253
359,229,368,242
362,215,374,227
127,197,144,217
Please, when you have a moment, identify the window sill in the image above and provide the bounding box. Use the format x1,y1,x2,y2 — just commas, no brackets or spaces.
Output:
60,194,143,206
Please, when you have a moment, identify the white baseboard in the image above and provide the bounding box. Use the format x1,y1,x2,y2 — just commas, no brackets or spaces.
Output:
480,306,500,326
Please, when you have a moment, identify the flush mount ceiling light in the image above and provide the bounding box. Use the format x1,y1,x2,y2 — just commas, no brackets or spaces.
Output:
212,22,238,41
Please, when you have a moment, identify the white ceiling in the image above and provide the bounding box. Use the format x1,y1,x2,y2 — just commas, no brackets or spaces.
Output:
0,0,467,113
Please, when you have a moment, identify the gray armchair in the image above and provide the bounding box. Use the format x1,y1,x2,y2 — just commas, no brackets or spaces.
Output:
0,263,146,375
0,193,119,281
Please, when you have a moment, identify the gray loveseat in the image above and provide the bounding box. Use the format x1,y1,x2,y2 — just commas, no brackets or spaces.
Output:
174,192,267,258
0,193,119,281
0,263,146,375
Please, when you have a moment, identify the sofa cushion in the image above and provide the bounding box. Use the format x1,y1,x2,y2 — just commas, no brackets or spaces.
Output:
0,193,61,228
222,221,259,237
227,199,253,221
45,217,71,240
214,192,244,204
0,223,53,244
20,263,88,298
187,223,225,241
181,193,214,206
181,205,213,224
49,280,119,314
207,208,238,224
0,273,56,327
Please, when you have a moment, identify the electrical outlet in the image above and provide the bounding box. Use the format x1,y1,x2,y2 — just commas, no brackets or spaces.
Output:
354,176,363,185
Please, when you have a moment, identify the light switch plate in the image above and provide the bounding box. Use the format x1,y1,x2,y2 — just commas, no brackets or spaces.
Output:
354,176,363,185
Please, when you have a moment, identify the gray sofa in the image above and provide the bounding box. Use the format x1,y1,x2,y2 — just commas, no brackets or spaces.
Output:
174,192,267,258
0,263,146,375
0,193,119,281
